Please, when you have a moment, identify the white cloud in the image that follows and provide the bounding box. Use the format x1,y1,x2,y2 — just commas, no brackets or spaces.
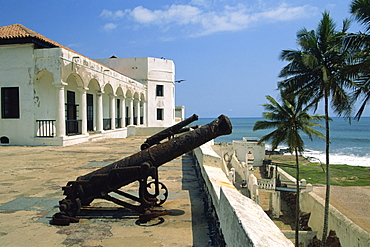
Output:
99,9,125,20
190,0,210,7
130,5,202,25
100,2,319,37
130,6,158,23
255,4,319,21
103,23,118,31
196,4,252,35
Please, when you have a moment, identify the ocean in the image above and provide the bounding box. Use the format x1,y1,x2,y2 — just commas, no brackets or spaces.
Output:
194,117,370,167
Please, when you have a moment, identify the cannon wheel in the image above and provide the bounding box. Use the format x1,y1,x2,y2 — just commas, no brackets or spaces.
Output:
59,197,81,216
146,181,168,206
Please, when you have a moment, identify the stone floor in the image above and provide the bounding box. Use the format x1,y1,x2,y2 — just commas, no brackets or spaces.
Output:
0,137,212,247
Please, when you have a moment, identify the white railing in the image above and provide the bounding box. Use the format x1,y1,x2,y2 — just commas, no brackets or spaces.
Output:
257,178,276,190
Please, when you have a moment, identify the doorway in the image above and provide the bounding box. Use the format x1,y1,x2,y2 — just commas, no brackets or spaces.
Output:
87,93,94,131
66,91,80,135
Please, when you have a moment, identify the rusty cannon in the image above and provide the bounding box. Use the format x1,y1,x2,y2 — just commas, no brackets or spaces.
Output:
53,115,232,225
140,113,199,150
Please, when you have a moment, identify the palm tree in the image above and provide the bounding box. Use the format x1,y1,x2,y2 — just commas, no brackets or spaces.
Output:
278,12,353,246
253,93,325,247
343,0,370,120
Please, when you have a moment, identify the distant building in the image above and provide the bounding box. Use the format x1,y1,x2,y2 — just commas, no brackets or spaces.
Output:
0,24,184,146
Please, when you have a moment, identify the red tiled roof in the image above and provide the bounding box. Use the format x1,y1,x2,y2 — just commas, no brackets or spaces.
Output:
0,23,67,49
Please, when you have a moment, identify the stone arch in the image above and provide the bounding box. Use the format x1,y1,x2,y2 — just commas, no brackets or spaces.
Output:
87,78,100,92
133,92,140,101
115,87,125,128
140,92,146,102
86,79,101,132
65,73,84,88
34,69,56,121
116,86,124,98
124,90,133,125
125,89,133,99
102,83,114,128
34,69,54,84
103,83,114,94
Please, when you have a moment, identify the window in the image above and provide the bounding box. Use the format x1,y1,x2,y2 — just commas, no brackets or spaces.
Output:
157,108,164,120
156,85,164,96
1,87,20,119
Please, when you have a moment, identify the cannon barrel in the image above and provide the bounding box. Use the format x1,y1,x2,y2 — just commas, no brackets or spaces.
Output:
140,113,198,150
78,114,231,182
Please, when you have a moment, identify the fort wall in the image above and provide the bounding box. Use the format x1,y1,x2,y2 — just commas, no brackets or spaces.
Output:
193,141,294,246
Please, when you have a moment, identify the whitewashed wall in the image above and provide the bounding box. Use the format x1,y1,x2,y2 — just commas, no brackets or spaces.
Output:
233,138,265,166
95,57,175,127
0,44,36,145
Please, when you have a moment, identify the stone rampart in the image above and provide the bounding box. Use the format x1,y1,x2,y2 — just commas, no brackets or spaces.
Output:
300,191,369,247
277,167,370,247
193,142,294,246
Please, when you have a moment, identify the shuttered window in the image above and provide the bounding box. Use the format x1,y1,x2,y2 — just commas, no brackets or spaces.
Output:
1,87,20,119
156,85,164,96
157,108,164,120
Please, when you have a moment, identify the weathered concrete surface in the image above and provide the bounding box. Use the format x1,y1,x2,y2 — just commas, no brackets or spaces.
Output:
313,185,370,234
300,186,370,247
0,137,212,246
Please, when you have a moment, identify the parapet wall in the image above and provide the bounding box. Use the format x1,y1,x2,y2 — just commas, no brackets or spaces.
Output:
193,142,294,247
300,190,369,247
277,167,370,247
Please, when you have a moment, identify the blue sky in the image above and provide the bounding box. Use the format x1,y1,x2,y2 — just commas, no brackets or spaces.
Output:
1,0,369,118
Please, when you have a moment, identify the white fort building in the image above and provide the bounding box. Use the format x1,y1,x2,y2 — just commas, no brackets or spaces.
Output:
0,24,184,146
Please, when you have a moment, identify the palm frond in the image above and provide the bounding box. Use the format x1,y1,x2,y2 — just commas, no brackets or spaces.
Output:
350,0,370,33
253,94,325,154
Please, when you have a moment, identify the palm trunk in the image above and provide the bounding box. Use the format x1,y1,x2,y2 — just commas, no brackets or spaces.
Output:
322,92,331,246
295,147,300,247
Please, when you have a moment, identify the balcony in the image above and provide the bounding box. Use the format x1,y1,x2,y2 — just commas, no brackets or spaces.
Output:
66,120,82,136
36,120,56,137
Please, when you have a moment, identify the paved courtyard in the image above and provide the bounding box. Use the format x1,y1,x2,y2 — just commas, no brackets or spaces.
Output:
0,137,212,246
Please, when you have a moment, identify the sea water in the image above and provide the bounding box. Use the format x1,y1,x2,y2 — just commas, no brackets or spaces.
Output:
194,117,370,167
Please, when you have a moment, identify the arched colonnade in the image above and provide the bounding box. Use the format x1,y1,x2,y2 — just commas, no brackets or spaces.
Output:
34,69,147,138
